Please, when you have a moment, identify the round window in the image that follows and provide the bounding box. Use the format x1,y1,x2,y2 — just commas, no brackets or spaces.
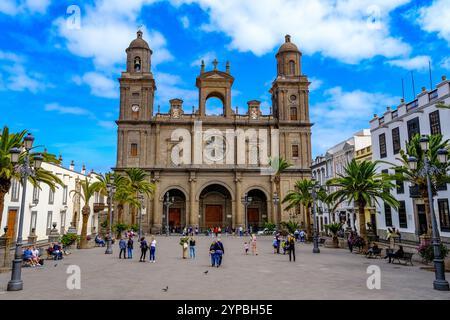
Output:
290,95,297,102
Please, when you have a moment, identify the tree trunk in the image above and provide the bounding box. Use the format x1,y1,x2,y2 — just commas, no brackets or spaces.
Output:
131,206,136,225
275,178,282,226
305,206,312,240
79,205,90,249
358,201,368,249
118,204,123,223
0,178,11,230
421,189,433,237
0,190,6,231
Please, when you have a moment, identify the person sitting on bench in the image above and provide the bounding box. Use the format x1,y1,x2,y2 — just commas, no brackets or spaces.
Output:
367,243,379,255
95,235,106,247
384,245,404,263
52,243,63,260
23,247,35,266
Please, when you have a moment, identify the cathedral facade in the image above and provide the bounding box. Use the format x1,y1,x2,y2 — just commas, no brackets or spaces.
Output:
115,31,312,233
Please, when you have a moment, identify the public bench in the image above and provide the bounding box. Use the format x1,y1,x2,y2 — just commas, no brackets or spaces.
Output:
365,247,383,259
392,252,414,266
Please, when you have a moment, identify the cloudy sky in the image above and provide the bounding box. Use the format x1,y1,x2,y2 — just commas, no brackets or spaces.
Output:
1,0,449,172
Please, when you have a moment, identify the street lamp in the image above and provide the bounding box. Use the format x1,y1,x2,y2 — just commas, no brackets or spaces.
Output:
7,134,43,291
407,135,449,291
241,193,253,234
105,176,115,254
311,179,320,254
138,193,145,238
163,192,174,236
272,192,279,229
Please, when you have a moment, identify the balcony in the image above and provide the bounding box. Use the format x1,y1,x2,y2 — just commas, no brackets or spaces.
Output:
409,185,420,198
392,110,398,119
429,89,438,101
406,100,418,111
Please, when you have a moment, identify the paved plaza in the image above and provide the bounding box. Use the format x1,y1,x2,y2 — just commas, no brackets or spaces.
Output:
0,236,449,300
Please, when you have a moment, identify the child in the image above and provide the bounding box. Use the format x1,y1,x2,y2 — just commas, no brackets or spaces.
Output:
282,239,287,254
244,242,249,255
272,237,278,254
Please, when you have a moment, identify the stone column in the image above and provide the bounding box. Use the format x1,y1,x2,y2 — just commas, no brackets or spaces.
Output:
68,178,81,234
27,228,37,245
235,176,243,228
151,176,162,234
189,176,198,228
0,227,12,269
48,222,61,243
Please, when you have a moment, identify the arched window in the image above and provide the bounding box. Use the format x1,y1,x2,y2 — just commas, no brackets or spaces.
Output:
289,60,295,75
290,106,297,120
134,57,141,72
205,96,224,116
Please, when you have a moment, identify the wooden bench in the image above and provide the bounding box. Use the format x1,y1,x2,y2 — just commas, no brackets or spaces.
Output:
392,252,414,266
366,247,383,259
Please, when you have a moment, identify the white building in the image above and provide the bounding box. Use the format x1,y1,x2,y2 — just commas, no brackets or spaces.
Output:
1,160,102,244
312,129,372,233
370,75,450,242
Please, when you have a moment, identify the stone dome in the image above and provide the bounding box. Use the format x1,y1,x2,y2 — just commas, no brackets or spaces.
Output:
277,35,300,54
128,30,150,50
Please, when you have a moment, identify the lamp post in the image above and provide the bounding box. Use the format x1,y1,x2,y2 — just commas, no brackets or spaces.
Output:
241,193,253,235
138,193,145,238
8,134,44,291
408,135,449,291
273,193,279,230
311,179,320,254
163,192,174,236
105,176,115,254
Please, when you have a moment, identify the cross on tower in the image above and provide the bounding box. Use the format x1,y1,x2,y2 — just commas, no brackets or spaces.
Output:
213,59,218,70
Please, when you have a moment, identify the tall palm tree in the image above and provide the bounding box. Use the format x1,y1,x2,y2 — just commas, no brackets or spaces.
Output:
327,159,399,247
0,126,62,225
283,179,327,239
269,156,291,225
70,177,97,249
393,134,450,236
124,168,155,225
91,172,127,227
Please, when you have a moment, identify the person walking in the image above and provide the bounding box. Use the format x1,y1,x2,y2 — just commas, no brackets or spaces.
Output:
288,235,296,262
119,238,127,259
139,237,148,262
127,237,134,259
348,231,355,253
276,233,281,254
214,238,225,267
250,234,258,255
209,240,216,267
299,230,305,243
189,237,196,259
149,236,156,263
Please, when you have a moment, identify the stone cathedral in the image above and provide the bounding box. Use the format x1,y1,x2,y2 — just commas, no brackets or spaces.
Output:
115,31,312,233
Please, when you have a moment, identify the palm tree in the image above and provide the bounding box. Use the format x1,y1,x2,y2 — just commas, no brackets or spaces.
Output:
70,177,97,249
0,126,62,225
393,134,450,236
114,185,136,224
283,179,327,239
327,159,399,247
269,156,291,225
124,168,155,225
324,222,342,248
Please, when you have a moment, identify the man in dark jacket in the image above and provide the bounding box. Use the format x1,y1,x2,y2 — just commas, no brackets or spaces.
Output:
214,239,225,267
288,235,296,262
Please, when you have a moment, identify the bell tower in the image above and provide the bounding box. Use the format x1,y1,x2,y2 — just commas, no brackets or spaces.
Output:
118,30,156,122
270,34,311,168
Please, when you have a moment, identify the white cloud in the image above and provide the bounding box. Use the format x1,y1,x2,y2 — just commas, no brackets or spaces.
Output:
387,55,431,71
73,72,118,99
0,51,50,93
311,86,400,154
190,51,216,67
53,0,172,70
154,72,198,111
441,57,450,70
173,0,412,64
45,103,92,116
308,77,323,91
180,15,190,29
0,0,50,15
418,0,450,45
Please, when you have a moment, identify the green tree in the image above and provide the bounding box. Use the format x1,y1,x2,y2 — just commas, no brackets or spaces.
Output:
269,156,291,225
327,159,399,247
0,126,63,225
124,168,155,225
283,179,328,239
392,134,450,236
70,177,98,249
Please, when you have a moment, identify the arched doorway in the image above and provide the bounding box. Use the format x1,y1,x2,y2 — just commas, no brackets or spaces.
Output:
199,184,232,230
164,189,186,233
205,94,225,115
246,189,268,232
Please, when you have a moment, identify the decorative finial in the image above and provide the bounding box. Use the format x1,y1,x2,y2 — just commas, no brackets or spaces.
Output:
213,58,218,70
226,61,230,73
442,75,447,81
137,26,143,38
58,154,63,162
192,105,195,114
200,60,205,74
236,106,239,114
401,98,405,103
285,34,291,43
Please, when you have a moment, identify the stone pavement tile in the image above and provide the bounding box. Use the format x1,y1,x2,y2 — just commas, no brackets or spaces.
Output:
0,236,449,300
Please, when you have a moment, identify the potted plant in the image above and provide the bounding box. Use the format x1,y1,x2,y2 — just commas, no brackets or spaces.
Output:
60,233,80,250
113,223,129,239
324,223,342,248
417,243,449,264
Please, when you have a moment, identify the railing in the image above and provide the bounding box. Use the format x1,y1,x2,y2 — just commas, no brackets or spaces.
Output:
392,110,398,118
429,90,438,101
378,116,385,125
406,100,418,111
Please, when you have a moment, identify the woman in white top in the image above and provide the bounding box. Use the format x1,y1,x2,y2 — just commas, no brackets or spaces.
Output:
149,237,157,263
31,247,41,265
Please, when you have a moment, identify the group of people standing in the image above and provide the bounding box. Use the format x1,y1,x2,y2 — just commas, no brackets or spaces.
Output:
273,233,296,262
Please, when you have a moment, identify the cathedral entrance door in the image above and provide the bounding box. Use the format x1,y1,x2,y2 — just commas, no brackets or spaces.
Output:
248,208,259,230
205,205,222,228
169,208,181,230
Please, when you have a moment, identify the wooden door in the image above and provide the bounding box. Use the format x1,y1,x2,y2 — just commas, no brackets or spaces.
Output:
248,208,259,226
417,204,428,235
6,209,18,239
169,208,181,228
205,205,222,228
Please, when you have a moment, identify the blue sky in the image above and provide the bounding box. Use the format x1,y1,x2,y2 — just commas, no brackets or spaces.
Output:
1,0,449,173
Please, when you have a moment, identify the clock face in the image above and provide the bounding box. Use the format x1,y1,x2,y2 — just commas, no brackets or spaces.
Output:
132,105,140,112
